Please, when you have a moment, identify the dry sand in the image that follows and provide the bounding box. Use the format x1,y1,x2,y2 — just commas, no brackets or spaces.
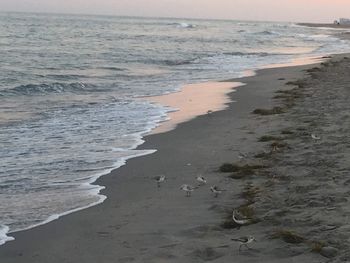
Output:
1,55,350,262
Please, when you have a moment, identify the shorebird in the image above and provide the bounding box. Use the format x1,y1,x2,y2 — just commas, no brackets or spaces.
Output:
311,133,321,140
231,236,256,251
207,110,213,116
196,175,207,185
238,152,247,160
180,184,195,197
154,175,166,187
232,210,251,226
210,185,222,197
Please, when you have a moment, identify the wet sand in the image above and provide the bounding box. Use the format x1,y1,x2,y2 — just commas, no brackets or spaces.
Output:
146,81,242,134
1,55,350,262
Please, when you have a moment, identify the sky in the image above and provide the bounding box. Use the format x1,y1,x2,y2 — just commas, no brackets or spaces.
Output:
1,0,350,22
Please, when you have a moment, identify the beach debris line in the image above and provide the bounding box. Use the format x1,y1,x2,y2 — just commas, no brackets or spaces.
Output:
231,236,257,251
180,184,195,197
154,175,166,187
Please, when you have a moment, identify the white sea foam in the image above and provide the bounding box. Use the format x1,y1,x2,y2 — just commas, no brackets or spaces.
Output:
8,148,157,239
0,226,14,246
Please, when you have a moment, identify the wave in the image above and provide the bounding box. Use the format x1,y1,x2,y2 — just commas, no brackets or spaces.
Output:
1,82,97,96
169,22,197,29
255,30,279,36
162,59,194,66
142,58,195,66
223,51,271,57
1,149,158,247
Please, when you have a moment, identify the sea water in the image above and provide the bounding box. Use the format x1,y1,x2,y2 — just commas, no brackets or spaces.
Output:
1,12,350,244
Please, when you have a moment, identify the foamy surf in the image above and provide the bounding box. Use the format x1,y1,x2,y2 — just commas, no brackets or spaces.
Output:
1,148,157,247
0,226,14,246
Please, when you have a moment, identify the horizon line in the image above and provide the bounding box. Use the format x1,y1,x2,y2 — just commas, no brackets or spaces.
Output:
0,10,316,24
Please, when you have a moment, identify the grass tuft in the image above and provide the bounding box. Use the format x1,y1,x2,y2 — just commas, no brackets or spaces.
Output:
237,205,255,218
220,163,268,177
253,107,285,115
281,129,294,135
285,80,305,88
229,164,268,179
254,151,272,159
259,135,282,142
219,163,240,173
271,230,305,244
306,67,320,73
310,241,326,253
241,184,260,203
270,141,287,149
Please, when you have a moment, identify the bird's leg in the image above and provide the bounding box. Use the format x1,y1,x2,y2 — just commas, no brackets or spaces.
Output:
215,193,218,198
239,244,242,251
245,244,250,250
157,182,160,188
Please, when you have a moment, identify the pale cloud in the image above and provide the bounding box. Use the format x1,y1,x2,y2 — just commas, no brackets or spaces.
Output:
1,0,350,22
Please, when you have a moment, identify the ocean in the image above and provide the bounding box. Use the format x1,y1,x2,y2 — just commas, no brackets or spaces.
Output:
1,12,350,245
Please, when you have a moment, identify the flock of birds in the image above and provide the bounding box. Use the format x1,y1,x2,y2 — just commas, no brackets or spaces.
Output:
153,174,257,251
151,133,321,252
154,175,223,198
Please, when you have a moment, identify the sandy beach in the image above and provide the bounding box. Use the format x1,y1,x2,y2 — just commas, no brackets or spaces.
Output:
1,54,350,262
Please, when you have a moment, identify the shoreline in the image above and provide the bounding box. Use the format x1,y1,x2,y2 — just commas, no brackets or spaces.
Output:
145,81,243,134
2,55,327,241
1,55,328,243
1,53,344,262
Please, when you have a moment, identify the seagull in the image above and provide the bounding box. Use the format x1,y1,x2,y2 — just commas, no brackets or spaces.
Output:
154,175,166,187
232,210,251,226
311,134,321,140
196,175,207,185
231,236,256,251
180,184,195,197
210,185,222,197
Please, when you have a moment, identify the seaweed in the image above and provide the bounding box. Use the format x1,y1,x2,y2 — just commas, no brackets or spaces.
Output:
270,230,305,244
253,107,285,115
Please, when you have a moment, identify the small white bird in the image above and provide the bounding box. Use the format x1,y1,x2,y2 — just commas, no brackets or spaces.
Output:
231,236,256,251
154,175,166,187
196,175,207,185
232,210,251,226
210,185,222,197
238,152,247,160
180,184,195,197
311,134,321,140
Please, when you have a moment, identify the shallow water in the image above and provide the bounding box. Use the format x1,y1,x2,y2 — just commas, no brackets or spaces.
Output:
1,12,350,244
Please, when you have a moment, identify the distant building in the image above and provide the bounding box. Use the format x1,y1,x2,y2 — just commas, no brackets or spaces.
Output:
339,18,350,25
